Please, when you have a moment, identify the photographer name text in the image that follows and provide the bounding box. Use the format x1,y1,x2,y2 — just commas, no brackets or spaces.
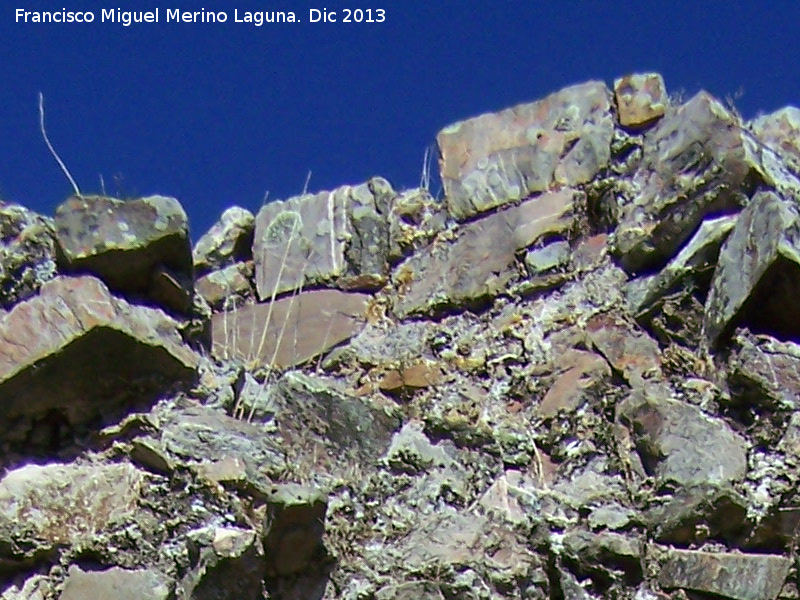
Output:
15,7,385,26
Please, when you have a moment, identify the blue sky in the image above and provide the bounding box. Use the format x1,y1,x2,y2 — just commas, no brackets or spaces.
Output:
2,1,798,240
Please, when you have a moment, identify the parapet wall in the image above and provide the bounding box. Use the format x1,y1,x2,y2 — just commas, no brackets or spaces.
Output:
1,72,800,598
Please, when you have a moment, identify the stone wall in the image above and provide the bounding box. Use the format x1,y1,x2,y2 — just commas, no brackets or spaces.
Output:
1,72,800,599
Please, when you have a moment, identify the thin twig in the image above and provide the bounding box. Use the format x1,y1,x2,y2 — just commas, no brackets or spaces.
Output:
39,92,81,197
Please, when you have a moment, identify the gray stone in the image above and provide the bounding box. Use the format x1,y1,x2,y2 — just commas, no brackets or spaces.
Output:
156,401,287,490
438,81,614,220
478,469,541,525
387,188,446,261
0,575,51,600
55,195,193,313
0,462,144,555
268,371,400,471
658,548,791,600
0,203,57,309
587,504,636,530
559,568,596,600
392,189,576,317
614,72,668,129
616,383,747,487
60,565,169,600
195,261,254,309
750,106,800,176
0,276,199,458
625,214,736,317
549,458,629,512
383,420,452,474
642,486,749,545
193,206,254,275
614,92,753,274
343,320,434,366
210,289,370,369
704,190,800,346
263,484,328,577
179,526,263,600
525,241,571,275
253,178,394,299
561,530,642,582
375,582,444,600
728,330,800,411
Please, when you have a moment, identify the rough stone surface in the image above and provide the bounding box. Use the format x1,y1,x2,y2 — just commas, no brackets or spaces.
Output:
179,525,264,600
0,575,51,600
617,383,748,487
210,289,369,369
658,548,791,600
704,190,800,346
392,189,576,317
750,106,800,175
3,74,800,600
387,188,446,262
263,484,327,577
55,195,193,313
537,349,611,418
195,261,254,309
147,400,288,489
193,206,254,275
0,203,57,309
0,276,199,463
614,92,754,274
614,72,668,129
438,81,614,220
263,371,400,473
525,240,571,275
253,178,394,299
728,330,800,411
626,214,736,317
0,462,144,555
60,565,169,600
585,313,662,386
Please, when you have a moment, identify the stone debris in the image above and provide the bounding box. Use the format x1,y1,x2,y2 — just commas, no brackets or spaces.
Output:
2,73,800,598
